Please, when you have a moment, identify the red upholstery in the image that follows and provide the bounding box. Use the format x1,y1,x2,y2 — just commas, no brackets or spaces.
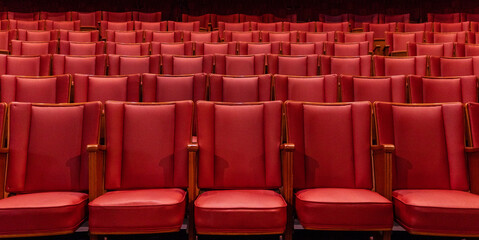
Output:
215,54,266,75
281,42,323,55
433,22,470,32
324,42,369,56
350,14,379,29
268,54,319,76
6,12,40,20
107,42,150,55
144,31,182,42
150,42,193,55
409,75,477,103
260,31,298,42
320,55,371,76
284,22,316,32
237,42,279,55
429,56,479,76
274,74,338,102
195,101,285,234
362,23,396,39
142,73,207,102
299,31,335,42
397,22,433,32
59,30,100,42
0,55,51,76
382,14,410,23
212,14,241,28
5,20,45,30
182,14,210,29
59,41,105,55
73,74,140,103
467,102,479,147
40,11,71,21
99,21,134,39
319,14,349,23
108,55,160,75
133,12,162,22
427,13,462,23
17,30,56,41
134,21,167,31
426,31,467,44
11,40,58,55
106,30,143,43
0,31,9,53
385,32,424,54
183,31,219,42
45,20,80,31
317,22,349,32
373,56,427,76
0,74,70,103
218,22,250,38
456,44,479,57
252,22,283,31
168,21,200,31
194,42,236,55
70,11,102,28
161,55,213,74
89,100,193,234
340,75,406,103
285,101,393,230
52,54,106,75
209,74,272,102
103,11,133,22
337,32,374,52
407,42,454,57
0,101,100,237
223,31,260,42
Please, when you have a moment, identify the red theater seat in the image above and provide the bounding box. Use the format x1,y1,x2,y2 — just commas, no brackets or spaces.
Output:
10,40,58,55
215,54,266,75
0,55,51,76
0,31,9,53
425,31,467,43
161,55,213,74
285,101,393,237
317,22,349,32
0,74,70,103
268,54,319,76
212,14,241,29
381,13,410,23
251,22,283,31
168,21,200,31
3,20,45,30
59,41,105,55
194,42,236,55
350,14,379,29
150,42,193,55
340,75,407,103
106,30,143,43
373,56,427,76
59,30,99,42
70,11,101,29
274,74,338,102
238,42,280,55
280,42,323,55
144,31,182,42
6,12,39,20
88,101,192,236
455,43,479,57
409,75,477,103
133,21,167,31
320,55,371,76
45,20,80,31
182,14,210,30
39,11,71,21
102,11,133,22
183,31,219,42
429,56,479,76
374,101,479,237
133,12,162,22
107,42,150,55
99,21,134,39
427,13,462,23
261,31,298,42
73,74,140,103
223,31,261,42
324,42,369,56
319,14,349,23
142,73,207,102
385,31,424,55
108,55,160,75
0,101,100,237
284,22,316,32
362,23,396,39
17,30,56,41
299,31,335,42
208,74,272,101
52,54,106,75
397,22,433,32
407,42,454,57
433,22,470,32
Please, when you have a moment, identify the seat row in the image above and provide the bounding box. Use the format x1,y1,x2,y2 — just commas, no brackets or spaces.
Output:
1,100,479,240
1,73,476,105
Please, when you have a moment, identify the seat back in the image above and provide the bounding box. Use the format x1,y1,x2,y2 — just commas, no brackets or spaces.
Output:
209,74,272,102
182,14,210,29
260,31,298,42
150,42,193,55
374,102,468,190
426,31,467,44
397,22,433,32
6,102,101,193
300,31,335,43
362,23,396,39
59,30,100,42
320,55,371,76
407,42,454,57
59,41,105,55
215,54,266,75
11,40,58,55
183,31,219,42
103,11,133,22
409,75,477,103
195,42,236,55
108,55,160,75
223,31,260,42
429,56,479,76
281,42,323,55
317,22,349,32
161,55,213,75
45,20,80,31
274,74,338,102
350,14,379,28
385,32,424,53
382,13,410,23
0,74,70,103
284,22,316,32
71,11,102,28
340,75,406,103
134,12,162,22
73,74,140,103
268,54,319,76
286,101,372,189
142,73,207,102
145,31,181,42
373,56,427,76
52,54,106,75
133,21,167,31
324,42,369,56
427,13,462,23
18,30,56,41
106,30,143,43
196,101,282,189
0,55,51,76
168,21,200,31
433,22,470,32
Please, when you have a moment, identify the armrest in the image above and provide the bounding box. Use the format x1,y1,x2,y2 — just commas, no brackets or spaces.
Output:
465,147,479,153
383,45,390,55
188,142,198,152
466,148,479,194
372,144,394,200
281,143,294,240
187,142,199,240
280,143,295,152
0,148,8,199
88,144,106,202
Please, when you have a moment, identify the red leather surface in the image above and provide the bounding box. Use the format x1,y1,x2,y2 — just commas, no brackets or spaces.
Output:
340,75,406,103
409,75,477,103
209,74,271,102
0,75,70,103
274,74,337,102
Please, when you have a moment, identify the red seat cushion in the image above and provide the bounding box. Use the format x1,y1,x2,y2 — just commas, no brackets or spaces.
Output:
194,190,287,234
295,188,393,230
88,188,186,234
0,192,88,236
393,189,479,236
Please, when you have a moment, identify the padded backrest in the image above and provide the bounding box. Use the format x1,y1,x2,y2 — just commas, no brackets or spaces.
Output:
45,20,80,31
409,75,477,103
71,11,101,27
11,40,58,55
374,102,468,190
195,42,236,55
150,42,193,55
286,101,372,189
145,31,179,42
427,31,467,44
214,54,265,75
209,74,272,102
397,22,433,32
223,31,260,42
73,74,140,103
161,55,213,75
429,57,479,77
106,30,142,43
135,12,162,22
0,55,51,76
134,21,167,31
142,73,207,102
168,21,200,31
318,22,350,32
324,42,369,56
383,14,410,23
340,75,406,103
59,30,99,42
363,23,396,39
52,54,106,75
268,54,319,76
373,56,427,76
274,74,338,102
427,13,461,23
59,41,105,55
320,55,371,76
108,55,160,75
386,32,424,52
105,101,192,189
18,30,55,41
284,22,316,32
407,42,454,57
6,102,101,193
0,75,70,103
186,31,219,43
302,32,335,43
260,31,297,42
467,102,479,147
196,101,282,189
182,14,209,28
242,43,275,55
108,42,150,55
103,11,132,22
40,12,70,21
8,20,44,30
433,22,469,32
0,31,9,52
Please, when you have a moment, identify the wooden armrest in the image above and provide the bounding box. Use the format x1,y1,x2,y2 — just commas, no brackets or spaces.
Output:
372,144,394,200
467,148,479,194
187,141,199,239
188,142,199,152
87,144,106,152
281,142,294,240
280,143,295,152
88,145,105,201
0,148,9,154
466,147,479,153
0,150,7,199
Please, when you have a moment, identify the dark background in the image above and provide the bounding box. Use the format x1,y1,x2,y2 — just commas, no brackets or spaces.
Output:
0,0,478,22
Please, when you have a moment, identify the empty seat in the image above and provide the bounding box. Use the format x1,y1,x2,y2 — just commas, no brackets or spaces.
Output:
11,40,58,55
6,11,39,20
0,31,9,53
317,22,349,32
182,14,211,30
319,13,349,23
99,21,134,39
167,21,200,31
195,42,236,55
433,22,470,32
88,100,192,236
0,74,70,103
362,23,396,39
215,54,266,75
299,31,335,42
381,13,410,23
52,54,106,75
73,74,140,103
108,55,160,75
337,32,374,52
260,31,298,42
320,55,371,76
223,31,260,42
193,100,290,238
45,20,80,31
106,30,143,43
340,75,407,102
285,101,393,236
102,11,133,22
274,74,338,101
409,75,477,103
142,73,207,102
268,54,319,76
427,13,462,23
426,31,467,43
71,11,102,28
238,42,280,55
134,21,167,31
455,43,479,57
463,13,479,22
407,42,454,57
0,55,51,76
350,14,380,29
144,31,182,42
0,101,100,237
239,14,264,23
161,55,213,74
280,42,322,55
324,42,370,56
183,31,219,42
151,42,193,55
17,30,56,41
107,42,150,55
39,11,71,21
429,56,479,76
251,22,283,31
373,56,427,76
3,20,45,30
59,30,100,42
59,41,105,55
397,22,433,32
385,31,424,55
212,14,241,29
374,101,479,237
283,22,316,32
466,102,479,194
133,11,162,22
209,74,272,101
218,22,251,35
